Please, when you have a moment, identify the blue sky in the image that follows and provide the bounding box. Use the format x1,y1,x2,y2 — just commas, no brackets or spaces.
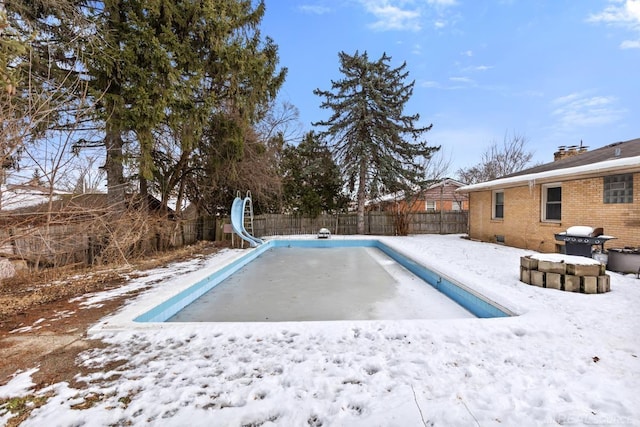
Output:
261,0,639,173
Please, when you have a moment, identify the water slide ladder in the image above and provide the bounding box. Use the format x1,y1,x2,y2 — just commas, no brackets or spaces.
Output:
244,191,256,238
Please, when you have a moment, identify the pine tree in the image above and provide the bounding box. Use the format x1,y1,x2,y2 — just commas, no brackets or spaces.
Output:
313,51,438,234
281,132,348,217
88,0,285,208
6,0,286,211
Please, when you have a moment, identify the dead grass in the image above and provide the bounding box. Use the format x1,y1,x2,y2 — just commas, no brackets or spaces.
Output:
0,240,229,425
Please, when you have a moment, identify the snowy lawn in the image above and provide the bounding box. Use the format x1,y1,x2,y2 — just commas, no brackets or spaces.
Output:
2,234,639,426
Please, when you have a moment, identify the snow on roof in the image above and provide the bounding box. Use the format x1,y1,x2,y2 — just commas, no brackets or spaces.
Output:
365,190,405,206
366,179,465,205
0,185,68,211
457,155,640,192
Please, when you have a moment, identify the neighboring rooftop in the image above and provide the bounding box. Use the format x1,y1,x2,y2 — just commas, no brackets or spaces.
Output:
503,138,640,179
458,138,640,192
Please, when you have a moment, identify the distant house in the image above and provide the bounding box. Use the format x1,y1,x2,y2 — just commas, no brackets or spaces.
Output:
1,188,180,267
1,187,174,226
0,183,69,213
457,139,640,252
367,178,469,213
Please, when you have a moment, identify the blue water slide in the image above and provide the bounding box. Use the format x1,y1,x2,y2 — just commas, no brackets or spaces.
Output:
230,197,263,247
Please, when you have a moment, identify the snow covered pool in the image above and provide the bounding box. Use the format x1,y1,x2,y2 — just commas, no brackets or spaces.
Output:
135,239,513,323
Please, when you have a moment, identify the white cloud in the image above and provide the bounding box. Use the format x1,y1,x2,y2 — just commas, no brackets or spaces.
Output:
449,76,474,84
420,80,441,88
358,0,458,32
471,65,492,71
588,0,640,25
428,0,457,5
434,20,447,29
620,38,640,48
299,5,332,15
363,3,422,31
551,92,626,128
588,0,640,48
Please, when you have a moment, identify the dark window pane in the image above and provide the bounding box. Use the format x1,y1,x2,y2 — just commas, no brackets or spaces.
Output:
544,186,561,221
494,191,504,218
546,204,561,220
547,187,561,202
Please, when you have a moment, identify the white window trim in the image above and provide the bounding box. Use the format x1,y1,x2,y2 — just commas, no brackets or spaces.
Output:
425,200,436,211
452,200,462,211
492,190,504,220
541,183,562,222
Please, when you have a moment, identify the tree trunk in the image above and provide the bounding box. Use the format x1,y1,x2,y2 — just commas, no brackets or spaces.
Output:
104,126,126,210
356,158,367,234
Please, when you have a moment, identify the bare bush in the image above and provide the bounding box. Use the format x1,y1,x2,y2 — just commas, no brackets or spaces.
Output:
457,132,534,184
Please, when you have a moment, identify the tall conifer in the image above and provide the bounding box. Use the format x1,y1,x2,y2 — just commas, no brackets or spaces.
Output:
314,51,438,233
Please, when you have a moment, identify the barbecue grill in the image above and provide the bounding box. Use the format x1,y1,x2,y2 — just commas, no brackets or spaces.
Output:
554,226,616,257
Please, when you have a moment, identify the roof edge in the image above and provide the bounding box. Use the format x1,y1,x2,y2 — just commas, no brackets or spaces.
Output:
457,155,640,192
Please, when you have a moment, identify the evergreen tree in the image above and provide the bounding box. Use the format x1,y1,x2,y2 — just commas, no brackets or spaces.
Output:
281,132,348,217
1,0,88,190
88,0,285,208
5,0,285,212
313,51,438,233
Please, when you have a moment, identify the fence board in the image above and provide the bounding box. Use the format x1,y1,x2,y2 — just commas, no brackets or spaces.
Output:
253,211,467,237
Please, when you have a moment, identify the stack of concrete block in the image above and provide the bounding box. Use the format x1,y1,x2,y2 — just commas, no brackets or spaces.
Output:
520,256,610,294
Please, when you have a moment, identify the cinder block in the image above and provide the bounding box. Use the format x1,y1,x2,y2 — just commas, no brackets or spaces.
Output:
546,273,562,290
531,270,545,287
537,260,566,274
567,263,602,277
597,275,611,293
520,256,538,270
564,275,581,292
520,266,531,284
582,276,598,294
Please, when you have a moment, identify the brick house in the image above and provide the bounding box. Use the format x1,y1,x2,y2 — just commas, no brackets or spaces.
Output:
367,178,468,212
457,139,640,253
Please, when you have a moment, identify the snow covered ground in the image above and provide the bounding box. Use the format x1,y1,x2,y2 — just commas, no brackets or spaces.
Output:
2,234,639,426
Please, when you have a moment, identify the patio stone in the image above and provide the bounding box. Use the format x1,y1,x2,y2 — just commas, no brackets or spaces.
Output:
582,276,598,294
597,275,611,293
537,260,566,274
546,273,562,290
530,270,545,287
564,275,581,292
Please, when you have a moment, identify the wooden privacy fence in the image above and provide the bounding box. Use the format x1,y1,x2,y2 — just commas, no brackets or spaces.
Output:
0,211,467,269
252,211,468,237
0,217,218,268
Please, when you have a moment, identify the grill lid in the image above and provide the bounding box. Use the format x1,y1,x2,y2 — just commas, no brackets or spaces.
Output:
563,226,603,238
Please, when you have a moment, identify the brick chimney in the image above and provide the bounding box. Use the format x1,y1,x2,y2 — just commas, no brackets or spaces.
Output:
554,141,588,161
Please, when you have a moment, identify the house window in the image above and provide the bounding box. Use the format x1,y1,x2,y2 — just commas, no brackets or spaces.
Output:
451,201,462,211
604,174,633,203
425,200,436,211
492,191,504,219
542,184,562,221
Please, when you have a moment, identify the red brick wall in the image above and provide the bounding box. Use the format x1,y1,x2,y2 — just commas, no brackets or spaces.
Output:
468,172,639,252
370,184,468,213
